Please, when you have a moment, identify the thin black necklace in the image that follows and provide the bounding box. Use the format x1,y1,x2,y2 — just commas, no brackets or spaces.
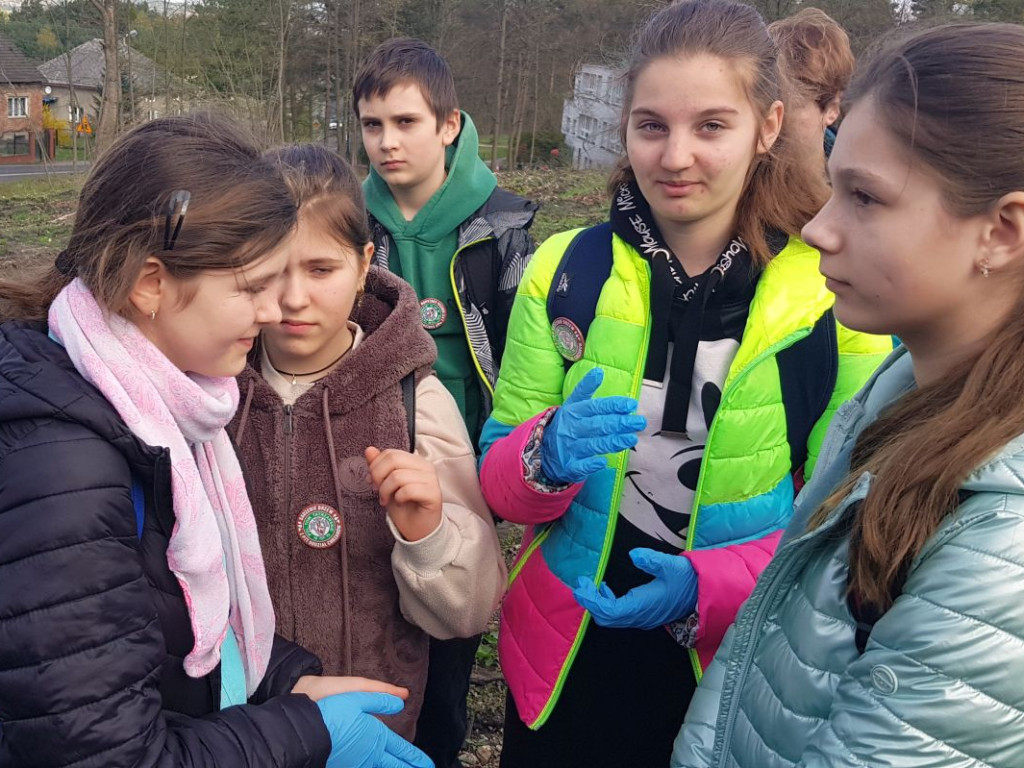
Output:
268,336,355,385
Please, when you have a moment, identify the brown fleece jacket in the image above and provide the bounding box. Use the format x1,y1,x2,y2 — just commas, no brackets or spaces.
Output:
231,268,436,739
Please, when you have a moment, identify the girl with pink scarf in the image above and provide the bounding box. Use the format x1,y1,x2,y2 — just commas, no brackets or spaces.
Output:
0,115,431,768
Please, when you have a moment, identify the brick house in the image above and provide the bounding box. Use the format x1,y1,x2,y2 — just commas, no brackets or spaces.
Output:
0,31,48,164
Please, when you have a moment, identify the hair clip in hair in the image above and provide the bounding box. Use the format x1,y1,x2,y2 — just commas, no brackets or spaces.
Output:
163,190,191,251
54,249,77,277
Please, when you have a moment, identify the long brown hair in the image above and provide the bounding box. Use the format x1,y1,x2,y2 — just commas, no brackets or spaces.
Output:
811,23,1024,612
768,8,854,112
0,113,297,322
609,0,828,265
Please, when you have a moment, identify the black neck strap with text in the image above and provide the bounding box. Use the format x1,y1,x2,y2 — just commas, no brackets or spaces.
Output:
610,181,755,436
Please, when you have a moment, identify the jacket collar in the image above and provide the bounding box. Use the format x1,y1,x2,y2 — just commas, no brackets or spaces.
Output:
457,190,537,249
727,235,834,381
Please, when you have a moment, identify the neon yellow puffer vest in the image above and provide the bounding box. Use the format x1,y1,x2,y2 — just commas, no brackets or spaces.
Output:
480,229,891,728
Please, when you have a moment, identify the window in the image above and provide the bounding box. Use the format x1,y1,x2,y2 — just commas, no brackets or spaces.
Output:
68,105,83,125
7,96,28,118
579,115,596,139
0,132,31,157
579,72,598,95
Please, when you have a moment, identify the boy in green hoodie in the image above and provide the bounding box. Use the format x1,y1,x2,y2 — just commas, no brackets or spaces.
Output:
356,37,537,450
353,37,537,768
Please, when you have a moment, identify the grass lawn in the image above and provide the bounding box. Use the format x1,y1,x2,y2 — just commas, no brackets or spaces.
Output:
0,168,610,275
0,174,82,276
497,168,607,243
53,145,94,163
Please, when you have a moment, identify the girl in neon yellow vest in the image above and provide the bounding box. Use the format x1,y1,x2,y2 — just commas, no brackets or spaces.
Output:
478,1,892,766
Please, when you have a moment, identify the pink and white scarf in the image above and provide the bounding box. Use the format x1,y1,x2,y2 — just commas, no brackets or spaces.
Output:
49,279,274,695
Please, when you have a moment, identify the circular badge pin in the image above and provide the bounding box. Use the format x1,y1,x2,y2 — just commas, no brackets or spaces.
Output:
551,316,585,362
296,503,343,549
419,298,447,330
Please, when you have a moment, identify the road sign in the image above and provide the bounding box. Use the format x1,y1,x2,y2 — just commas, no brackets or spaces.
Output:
76,115,93,135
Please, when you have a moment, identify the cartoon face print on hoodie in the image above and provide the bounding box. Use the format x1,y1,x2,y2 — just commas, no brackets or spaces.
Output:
617,338,740,551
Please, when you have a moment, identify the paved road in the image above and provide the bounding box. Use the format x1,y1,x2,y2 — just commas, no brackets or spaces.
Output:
0,162,89,183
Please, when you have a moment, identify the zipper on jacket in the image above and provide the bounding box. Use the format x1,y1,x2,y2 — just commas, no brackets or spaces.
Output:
283,405,293,529
684,326,812,684
529,249,653,730
713,547,805,768
449,237,497,397
712,486,867,768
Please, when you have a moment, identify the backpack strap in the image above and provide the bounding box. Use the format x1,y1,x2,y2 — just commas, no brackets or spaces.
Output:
776,308,839,476
546,222,615,371
130,476,145,541
401,372,417,449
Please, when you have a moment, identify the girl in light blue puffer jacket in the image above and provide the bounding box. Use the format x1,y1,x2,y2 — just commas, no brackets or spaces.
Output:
672,22,1024,768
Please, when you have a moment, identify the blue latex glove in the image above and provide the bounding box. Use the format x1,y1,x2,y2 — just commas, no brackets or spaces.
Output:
317,692,434,768
540,367,646,484
573,548,699,630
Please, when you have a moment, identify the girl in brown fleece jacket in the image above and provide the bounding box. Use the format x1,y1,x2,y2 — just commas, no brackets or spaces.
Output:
231,145,506,741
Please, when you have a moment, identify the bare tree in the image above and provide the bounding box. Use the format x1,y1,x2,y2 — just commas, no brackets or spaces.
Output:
89,0,119,151
490,0,509,169
276,0,293,142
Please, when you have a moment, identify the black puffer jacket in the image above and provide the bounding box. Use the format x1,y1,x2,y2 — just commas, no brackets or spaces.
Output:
0,321,331,767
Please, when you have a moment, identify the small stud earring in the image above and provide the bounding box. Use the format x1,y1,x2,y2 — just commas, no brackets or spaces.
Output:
150,310,157,320
981,262,991,278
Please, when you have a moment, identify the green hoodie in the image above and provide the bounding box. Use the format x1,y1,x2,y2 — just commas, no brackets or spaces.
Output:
363,111,497,441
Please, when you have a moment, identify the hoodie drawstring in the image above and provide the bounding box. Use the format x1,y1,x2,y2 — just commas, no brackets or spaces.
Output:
322,386,353,676
235,380,256,445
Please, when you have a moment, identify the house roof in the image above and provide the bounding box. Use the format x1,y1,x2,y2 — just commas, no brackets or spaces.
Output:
38,38,161,92
0,31,45,85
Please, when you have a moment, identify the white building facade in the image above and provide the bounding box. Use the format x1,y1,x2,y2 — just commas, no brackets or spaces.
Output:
561,64,623,170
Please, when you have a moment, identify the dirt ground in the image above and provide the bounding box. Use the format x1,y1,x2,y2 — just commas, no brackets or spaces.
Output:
455,522,522,767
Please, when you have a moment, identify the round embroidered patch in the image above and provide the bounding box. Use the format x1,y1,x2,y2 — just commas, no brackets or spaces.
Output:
870,664,899,695
551,316,585,362
296,503,343,549
419,298,447,330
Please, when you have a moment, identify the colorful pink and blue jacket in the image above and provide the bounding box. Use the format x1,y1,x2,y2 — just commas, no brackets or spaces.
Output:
478,230,891,729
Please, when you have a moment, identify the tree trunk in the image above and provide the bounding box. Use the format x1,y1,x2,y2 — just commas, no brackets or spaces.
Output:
335,0,344,154
277,0,291,143
490,0,509,170
508,50,526,168
324,2,332,145
162,0,171,116
348,0,362,165
179,0,187,114
529,39,540,165
89,0,119,153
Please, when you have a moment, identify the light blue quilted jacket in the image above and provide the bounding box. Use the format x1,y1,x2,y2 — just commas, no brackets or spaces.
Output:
672,345,1024,767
